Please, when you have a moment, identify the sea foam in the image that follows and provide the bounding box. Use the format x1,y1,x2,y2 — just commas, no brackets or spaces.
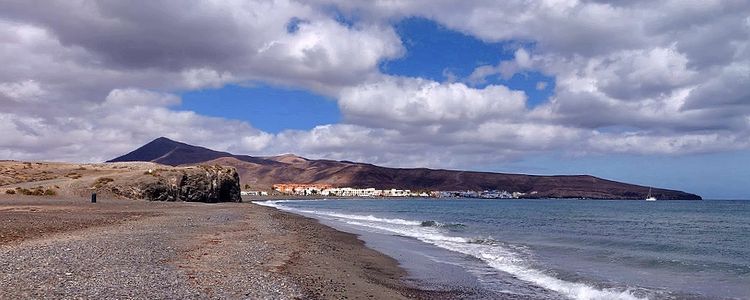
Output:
255,200,647,300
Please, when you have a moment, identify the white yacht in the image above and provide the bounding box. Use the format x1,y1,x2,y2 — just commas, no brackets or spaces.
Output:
646,187,657,201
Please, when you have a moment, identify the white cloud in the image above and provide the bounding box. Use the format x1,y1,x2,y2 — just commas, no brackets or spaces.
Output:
0,0,748,170
0,80,45,101
338,76,526,130
104,89,181,107
181,68,236,90
469,48,537,84
588,131,750,155
0,88,268,162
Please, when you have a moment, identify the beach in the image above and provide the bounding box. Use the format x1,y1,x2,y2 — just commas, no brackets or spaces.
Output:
0,195,454,299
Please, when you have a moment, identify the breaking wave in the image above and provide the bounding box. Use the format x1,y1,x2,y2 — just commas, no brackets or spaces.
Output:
420,220,466,229
255,200,647,300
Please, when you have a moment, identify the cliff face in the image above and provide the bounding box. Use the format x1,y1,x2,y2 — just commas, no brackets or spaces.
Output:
103,165,242,203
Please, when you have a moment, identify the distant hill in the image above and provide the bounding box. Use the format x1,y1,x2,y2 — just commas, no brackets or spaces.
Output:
109,137,702,200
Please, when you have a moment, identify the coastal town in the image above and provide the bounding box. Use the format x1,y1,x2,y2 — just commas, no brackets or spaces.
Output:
240,183,530,199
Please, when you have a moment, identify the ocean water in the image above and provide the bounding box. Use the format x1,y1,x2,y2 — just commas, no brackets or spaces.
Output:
256,199,750,300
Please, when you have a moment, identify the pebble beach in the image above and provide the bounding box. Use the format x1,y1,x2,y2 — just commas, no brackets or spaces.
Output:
0,195,451,299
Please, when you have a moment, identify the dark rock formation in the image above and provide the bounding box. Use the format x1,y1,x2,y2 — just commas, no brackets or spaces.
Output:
107,165,241,203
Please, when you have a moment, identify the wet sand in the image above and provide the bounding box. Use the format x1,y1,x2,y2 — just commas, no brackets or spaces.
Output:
0,195,456,299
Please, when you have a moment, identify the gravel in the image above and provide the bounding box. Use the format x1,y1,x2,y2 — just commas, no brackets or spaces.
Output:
0,201,303,299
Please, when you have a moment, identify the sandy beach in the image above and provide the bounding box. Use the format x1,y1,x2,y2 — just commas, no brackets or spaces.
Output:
0,195,456,299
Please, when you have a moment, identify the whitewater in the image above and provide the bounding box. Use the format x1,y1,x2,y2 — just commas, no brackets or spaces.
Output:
255,199,750,300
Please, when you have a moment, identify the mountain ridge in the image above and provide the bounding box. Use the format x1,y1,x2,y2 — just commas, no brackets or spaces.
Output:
108,137,702,200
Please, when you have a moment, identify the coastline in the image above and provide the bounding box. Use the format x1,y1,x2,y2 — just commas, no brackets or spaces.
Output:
0,195,456,299
265,204,463,299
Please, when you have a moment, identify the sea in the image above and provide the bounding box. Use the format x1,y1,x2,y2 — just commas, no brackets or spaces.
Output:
255,199,750,300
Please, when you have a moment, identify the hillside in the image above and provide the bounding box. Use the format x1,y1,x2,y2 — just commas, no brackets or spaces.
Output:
0,161,241,203
109,137,702,200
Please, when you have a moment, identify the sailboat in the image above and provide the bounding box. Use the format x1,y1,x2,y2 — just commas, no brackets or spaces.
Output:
646,187,657,201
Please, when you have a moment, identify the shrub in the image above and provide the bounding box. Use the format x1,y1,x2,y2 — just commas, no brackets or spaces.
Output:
93,177,115,188
96,177,114,183
15,187,43,196
66,172,82,179
8,186,56,196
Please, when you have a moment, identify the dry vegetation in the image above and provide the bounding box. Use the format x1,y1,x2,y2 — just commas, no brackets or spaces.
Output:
0,161,165,199
92,177,115,188
10,186,57,196
0,161,238,201
0,162,61,186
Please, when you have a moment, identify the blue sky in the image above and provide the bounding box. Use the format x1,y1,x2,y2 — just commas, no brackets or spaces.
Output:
3,2,748,199
497,152,750,200
172,18,747,199
382,18,555,107
180,85,339,133
179,18,555,132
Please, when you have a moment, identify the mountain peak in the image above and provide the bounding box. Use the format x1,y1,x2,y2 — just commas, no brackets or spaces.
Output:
152,136,178,143
108,137,230,166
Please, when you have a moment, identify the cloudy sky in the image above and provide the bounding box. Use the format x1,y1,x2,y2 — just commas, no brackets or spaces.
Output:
1,1,749,198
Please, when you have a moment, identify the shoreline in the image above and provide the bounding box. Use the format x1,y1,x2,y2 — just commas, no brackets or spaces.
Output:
264,204,464,299
0,195,460,299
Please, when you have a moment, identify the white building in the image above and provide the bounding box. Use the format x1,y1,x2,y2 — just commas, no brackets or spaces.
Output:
322,187,380,197
383,189,411,197
241,190,268,196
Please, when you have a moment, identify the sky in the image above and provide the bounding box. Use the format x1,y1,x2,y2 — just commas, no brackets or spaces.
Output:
0,1,749,199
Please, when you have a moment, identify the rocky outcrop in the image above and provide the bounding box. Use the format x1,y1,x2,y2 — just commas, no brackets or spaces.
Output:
106,165,241,203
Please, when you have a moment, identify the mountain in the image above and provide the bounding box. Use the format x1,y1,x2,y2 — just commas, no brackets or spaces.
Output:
109,137,702,200
108,137,281,166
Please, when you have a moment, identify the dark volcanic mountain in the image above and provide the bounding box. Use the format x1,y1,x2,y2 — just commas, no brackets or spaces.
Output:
108,137,280,166
109,137,702,200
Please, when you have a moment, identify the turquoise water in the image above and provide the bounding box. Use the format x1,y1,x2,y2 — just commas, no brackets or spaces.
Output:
258,199,750,300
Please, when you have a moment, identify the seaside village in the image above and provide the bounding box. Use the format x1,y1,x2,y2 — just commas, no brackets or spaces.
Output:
241,183,530,199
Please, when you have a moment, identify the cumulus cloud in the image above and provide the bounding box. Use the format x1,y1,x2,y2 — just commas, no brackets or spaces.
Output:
0,87,270,162
103,89,181,107
181,69,236,90
468,48,536,85
0,0,748,170
0,0,402,162
0,80,45,102
0,0,404,95
339,76,526,131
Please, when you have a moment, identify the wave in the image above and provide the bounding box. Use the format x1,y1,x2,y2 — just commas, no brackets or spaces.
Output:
256,200,423,225
420,220,466,229
303,210,423,226
254,200,647,300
